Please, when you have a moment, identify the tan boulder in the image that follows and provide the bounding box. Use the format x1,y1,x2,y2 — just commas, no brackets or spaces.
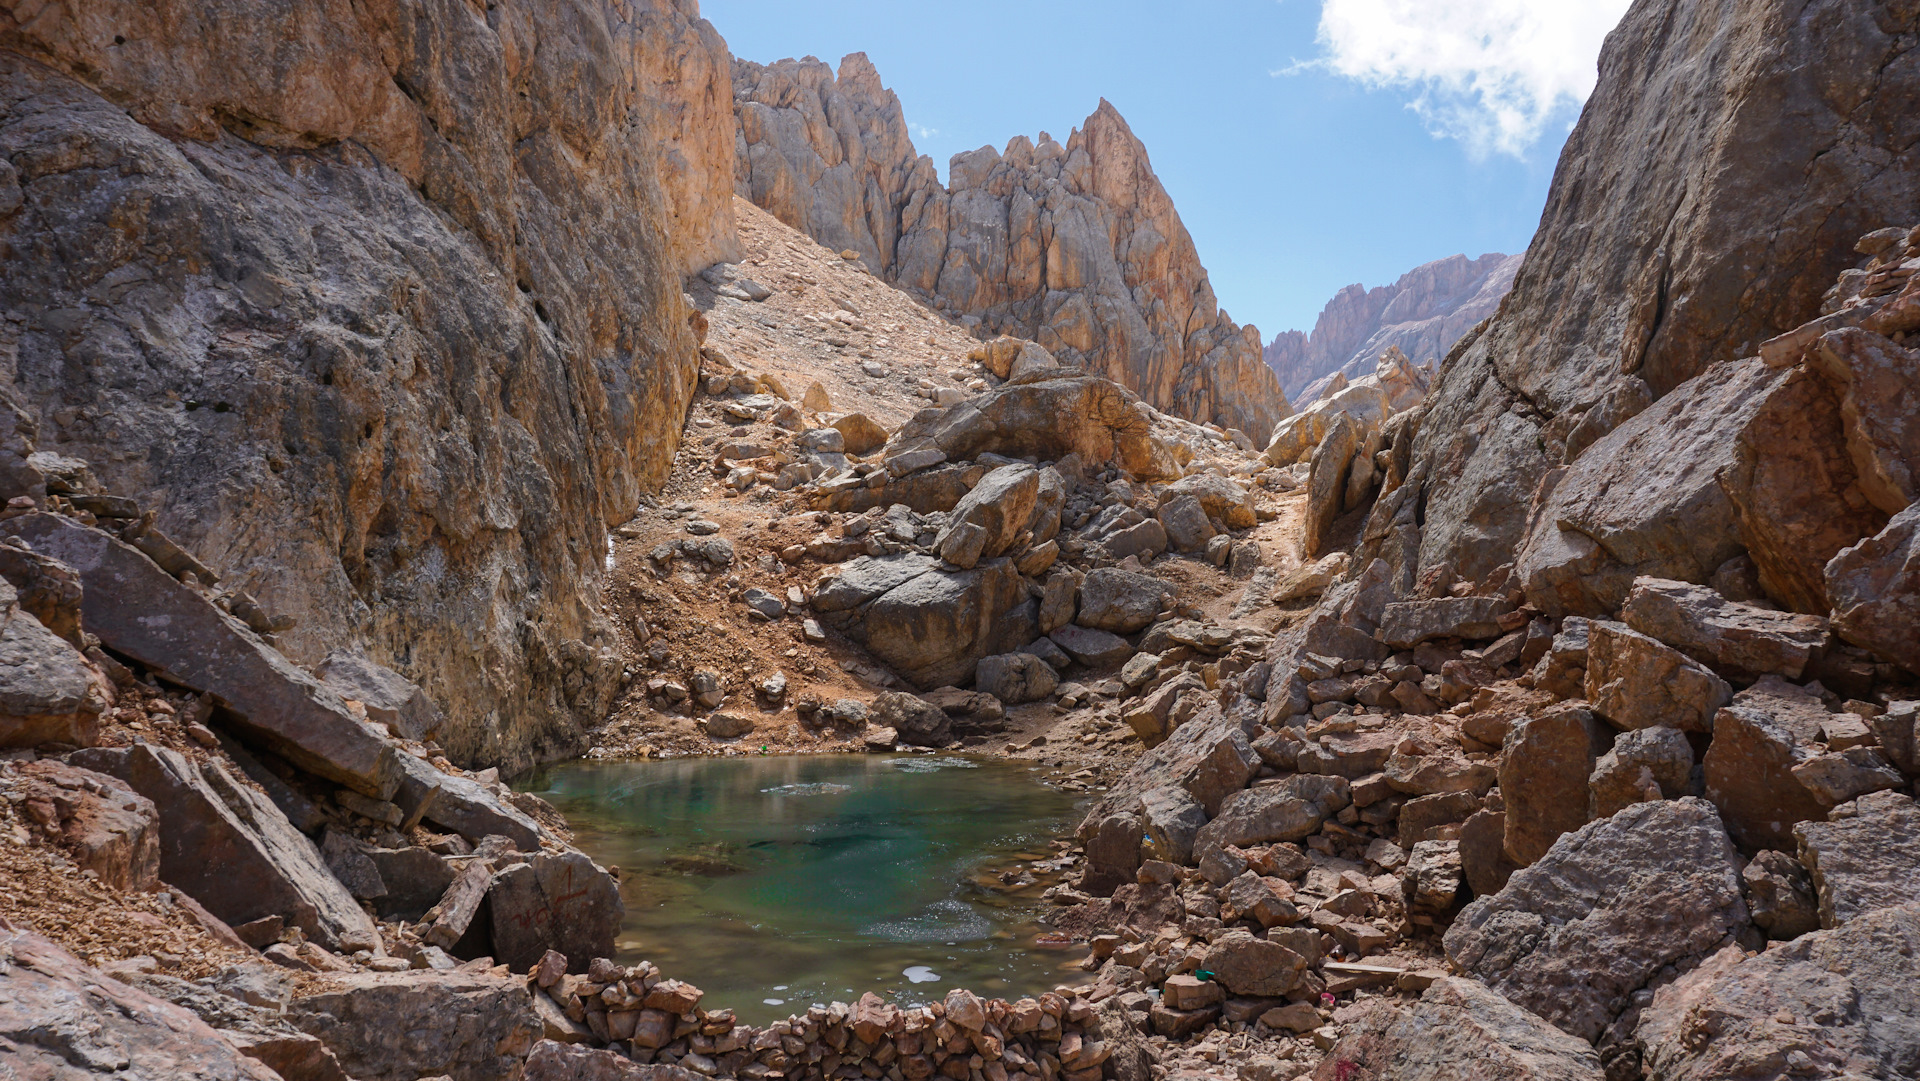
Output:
1619,577,1829,680
1807,326,1920,514
1303,414,1360,558
886,375,1177,480
1584,620,1731,733
832,413,891,456
1825,503,1920,674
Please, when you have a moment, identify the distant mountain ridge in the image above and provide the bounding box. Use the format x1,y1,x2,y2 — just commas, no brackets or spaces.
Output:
1265,252,1521,400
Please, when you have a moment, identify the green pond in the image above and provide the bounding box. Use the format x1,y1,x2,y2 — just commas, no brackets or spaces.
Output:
520,754,1090,1022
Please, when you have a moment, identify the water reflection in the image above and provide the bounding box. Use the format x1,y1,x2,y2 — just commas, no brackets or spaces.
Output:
521,754,1088,1022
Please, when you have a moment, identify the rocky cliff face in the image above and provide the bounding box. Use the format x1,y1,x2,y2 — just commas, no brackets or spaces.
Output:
1265,252,1520,402
1371,0,1920,593
0,0,736,773
733,55,1290,441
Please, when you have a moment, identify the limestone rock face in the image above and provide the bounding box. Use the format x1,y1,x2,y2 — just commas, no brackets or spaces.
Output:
1312,977,1604,1081
0,0,728,774
1391,0,1920,592
733,59,1289,439
1444,799,1753,1071
1268,252,1520,402
1636,904,1920,1081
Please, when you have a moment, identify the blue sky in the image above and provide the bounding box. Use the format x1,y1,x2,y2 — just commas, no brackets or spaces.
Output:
703,0,1630,340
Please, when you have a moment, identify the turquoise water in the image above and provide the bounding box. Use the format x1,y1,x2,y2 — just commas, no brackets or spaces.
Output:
521,754,1089,1022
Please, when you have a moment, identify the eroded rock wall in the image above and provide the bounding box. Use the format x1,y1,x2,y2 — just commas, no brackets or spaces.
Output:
1383,0,1920,592
1265,252,1520,402
0,0,737,773
733,55,1290,441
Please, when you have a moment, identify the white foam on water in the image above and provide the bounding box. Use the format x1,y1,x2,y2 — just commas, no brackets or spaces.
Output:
902,966,940,984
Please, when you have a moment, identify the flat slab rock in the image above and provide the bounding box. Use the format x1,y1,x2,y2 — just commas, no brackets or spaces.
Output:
524,1039,701,1080
1620,576,1829,680
4,513,398,798
1313,977,1604,1081
1637,903,1920,1081
1444,798,1754,1064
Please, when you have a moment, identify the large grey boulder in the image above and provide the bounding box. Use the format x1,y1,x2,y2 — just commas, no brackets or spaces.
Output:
1584,621,1730,734
973,651,1058,704
1636,904,1920,1081
1377,596,1514,649
7,513,399,798
1191,774,1351,862
1588,726,1693,819
72,744,377,952
1136,786,1207,866
1445,798,1753,1073
1793,791,1920,929
813,554,1031,688
870,691,953,747
1619,577,1829,680
393,753,546,853
1075,567,1174,633
933,464,1038,568
1314,977,1605,1081
1081,702,1256,834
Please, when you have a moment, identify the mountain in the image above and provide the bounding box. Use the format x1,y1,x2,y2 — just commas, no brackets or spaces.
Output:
732,55,1291,441
1264,252,1521,401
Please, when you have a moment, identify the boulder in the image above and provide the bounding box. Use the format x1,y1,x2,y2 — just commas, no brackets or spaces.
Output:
287,970,540,1081
973,652,1058,704
1303,414,1360,557
885,376,1178,480
1584,621,1731,733
1191,775,1351,862
1444,799,1752,1066
1082,703,1256,831
1201,931,1307,997
1499,706,1611,867
1824,502,1920,674
8,759,159,892
1871,700,1920,775
1377,597,1514,649
365,846,456,922
870,690,952,747
1188,725,1260,815
1047,624,1134,668
1457,809,1520,898
1038,568,1078,633
1402,839,1464,924
0,931,285,1079
1515,360,1884,617
832,413,890,455
0,538,85,647
1312,977,1605,1081
1702,680,1843,850
1295,729,1399,780
71,744,377,952
1155,493,1215,552
1793,791,1920,929
1136,786,1207,865
1619,577,1828,681
1261,411,1327,468
817,555,1031,689
487,851,623,973
0,577,101,749
1075,568,1174,633
315,650,444,742
1740,849,1819,940
934,464,1039,564
1079,812,1144,897
1160,473,1257,529
1221,871,1299,928
5,514,399,798
1636,905,1920,1081
1588,726,1693,819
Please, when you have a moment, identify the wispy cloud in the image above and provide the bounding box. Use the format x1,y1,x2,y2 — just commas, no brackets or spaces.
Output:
1292,0,1632,158
915,125,939,140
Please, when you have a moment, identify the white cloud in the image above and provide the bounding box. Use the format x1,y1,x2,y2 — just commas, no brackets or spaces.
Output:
915,125,939,140
1306,0,1632,158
